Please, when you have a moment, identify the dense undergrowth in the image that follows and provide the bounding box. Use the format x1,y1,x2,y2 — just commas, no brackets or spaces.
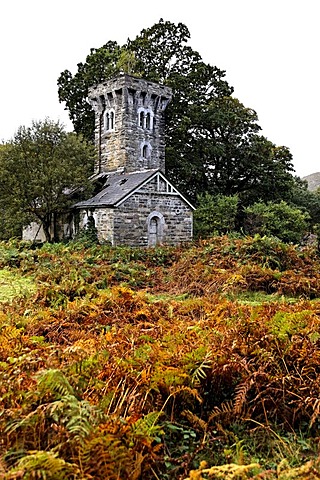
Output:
1,235,320,479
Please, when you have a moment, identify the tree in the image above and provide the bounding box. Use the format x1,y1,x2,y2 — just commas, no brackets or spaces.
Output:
287,176,320,227
0,119,96,242
58,41,123,141
244,201,310,243
166,95,296,203
194,193,239,238
57,19,296,205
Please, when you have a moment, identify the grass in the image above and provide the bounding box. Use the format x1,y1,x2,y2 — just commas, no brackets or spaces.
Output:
224,291,299,305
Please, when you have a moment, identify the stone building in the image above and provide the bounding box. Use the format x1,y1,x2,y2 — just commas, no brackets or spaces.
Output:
23,74,194,245
73,74,194,246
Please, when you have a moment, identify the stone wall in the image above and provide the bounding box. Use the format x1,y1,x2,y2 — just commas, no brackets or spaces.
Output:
78,208,115,244
88,74,172,174
113,192,193,247
22,222,47,242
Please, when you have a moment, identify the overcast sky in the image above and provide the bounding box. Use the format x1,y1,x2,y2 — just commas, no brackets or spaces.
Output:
1,0,319,178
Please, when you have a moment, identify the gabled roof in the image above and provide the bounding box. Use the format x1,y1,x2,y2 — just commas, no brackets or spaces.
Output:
73,169,195,210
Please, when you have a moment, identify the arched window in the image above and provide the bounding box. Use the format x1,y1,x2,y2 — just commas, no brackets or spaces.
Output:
139,111,144,128
137,108,153,130
141,142,152,166
142,144,148,158
149,217,158,246
105,109,115,132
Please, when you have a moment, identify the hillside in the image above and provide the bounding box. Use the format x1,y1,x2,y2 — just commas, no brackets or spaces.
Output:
1,236,320,479
303,171,320,191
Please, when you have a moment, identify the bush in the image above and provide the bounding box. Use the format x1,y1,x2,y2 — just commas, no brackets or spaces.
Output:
194,193,238,238
244,201,310,243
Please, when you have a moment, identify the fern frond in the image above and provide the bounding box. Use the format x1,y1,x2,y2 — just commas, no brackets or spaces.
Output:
170,385,203,404
191,351,212,386
208,401,234,423
48,395,104,442
65,410,92,444
37,369,75,398
82,431,131,479
0,325,22,341
131,411,164,439
233,379,252,416
182,410,208,432
5,450,79,479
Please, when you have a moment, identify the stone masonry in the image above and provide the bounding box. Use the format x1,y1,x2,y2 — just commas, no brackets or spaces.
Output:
88,75,172,174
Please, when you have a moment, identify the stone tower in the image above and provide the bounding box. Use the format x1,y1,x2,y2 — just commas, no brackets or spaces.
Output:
88,74,172,175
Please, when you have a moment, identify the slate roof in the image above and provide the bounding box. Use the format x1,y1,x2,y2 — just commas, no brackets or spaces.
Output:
73,169,159,208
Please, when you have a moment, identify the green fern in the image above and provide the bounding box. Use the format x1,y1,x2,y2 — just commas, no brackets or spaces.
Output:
37,369,75,398
130,411,164,441
191,351,212,386
48,394,104,444
4,450,79,479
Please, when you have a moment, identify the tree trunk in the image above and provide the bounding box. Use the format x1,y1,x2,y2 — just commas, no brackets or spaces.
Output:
42,215,52,243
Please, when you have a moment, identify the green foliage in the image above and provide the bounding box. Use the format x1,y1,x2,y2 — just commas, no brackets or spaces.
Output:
0,269,35,303
269,310,310,340
287,176,320,228
0,119,96,242
194,193,238,238
3,450,79,479
72,215,99,246
36,368,75,398
244,201,310,243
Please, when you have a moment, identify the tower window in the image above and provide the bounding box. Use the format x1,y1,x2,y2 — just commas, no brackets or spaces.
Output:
137,107,153,130
142,144,148,158
105,109,115,132
139,111,144,128
141,142,152,167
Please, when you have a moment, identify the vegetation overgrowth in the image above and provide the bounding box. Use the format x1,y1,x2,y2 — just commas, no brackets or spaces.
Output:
1,235,320,479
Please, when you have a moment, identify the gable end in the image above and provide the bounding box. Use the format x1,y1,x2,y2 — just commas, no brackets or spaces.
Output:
114,171,195,210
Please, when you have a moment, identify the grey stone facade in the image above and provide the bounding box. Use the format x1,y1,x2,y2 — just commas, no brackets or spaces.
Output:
76,171,193,246
114,194,193,247
74,74,194,247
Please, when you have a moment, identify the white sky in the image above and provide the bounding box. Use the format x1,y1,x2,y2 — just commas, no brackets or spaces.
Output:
1,0,319,178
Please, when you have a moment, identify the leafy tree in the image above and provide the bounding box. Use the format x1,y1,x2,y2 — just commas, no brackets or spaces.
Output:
58,41,123,140
194,193,239,238
57,19,296,204
0,119,96,242
287,176,320,227
244,200,310,243
168,96,296,203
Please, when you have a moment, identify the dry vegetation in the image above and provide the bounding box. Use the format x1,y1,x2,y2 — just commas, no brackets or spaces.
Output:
1,235,320,479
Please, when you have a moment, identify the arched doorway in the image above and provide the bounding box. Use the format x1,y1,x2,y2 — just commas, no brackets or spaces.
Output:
147,212,164,246
149,216,159,246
